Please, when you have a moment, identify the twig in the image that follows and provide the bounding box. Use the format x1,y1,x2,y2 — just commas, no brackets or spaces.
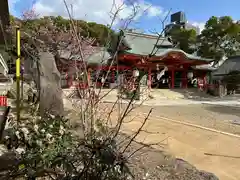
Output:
121,108,152,153
149,8,172,56
127,139,167,159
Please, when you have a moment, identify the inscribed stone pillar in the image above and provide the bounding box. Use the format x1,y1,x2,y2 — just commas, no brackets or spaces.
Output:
37,52,64,116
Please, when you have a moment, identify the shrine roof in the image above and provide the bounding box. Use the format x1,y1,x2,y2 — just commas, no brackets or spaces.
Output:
123,31,173,50
192,64,217,71
120,31,213,62
124,48,213,62
58,47,111,65
212,55,240,76
86,49,111,65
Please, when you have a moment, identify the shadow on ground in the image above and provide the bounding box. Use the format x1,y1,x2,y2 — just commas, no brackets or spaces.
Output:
170,88,218,100
205,105,240,117
167,88,240,103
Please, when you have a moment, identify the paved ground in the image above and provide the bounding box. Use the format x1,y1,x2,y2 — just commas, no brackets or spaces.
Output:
98,103,240,180
95,88,240,106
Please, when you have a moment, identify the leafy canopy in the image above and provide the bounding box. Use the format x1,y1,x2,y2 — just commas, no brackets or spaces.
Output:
197,16,240,60
10,15,114,46
167,26,197,54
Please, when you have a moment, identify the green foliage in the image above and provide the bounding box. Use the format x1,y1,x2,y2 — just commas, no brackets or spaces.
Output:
167,16,240,61
10,15,114,46
87,22,113,45
9,15,15,25
4,113,75,177
167,27,197,54
2,108,132,179
197,16,240,60
52,16,71,30
7,14,240,59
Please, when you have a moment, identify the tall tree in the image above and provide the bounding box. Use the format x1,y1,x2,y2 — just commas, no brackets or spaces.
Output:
167,26,197,54
197,16,240,61
16,15,114,46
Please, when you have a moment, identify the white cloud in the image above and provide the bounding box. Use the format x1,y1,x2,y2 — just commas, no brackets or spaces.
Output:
33,0,164,26
192,22,205,33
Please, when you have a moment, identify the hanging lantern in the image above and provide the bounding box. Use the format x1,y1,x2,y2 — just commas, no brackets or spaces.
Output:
133,69,139,77
187,72,193,79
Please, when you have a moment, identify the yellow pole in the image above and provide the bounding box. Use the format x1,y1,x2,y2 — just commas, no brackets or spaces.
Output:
16,27,20,124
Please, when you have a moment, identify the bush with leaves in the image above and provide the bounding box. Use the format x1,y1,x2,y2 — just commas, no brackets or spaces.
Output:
2,105,132,180
0,2,156,180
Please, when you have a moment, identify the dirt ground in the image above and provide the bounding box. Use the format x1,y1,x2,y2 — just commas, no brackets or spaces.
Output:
99,103,240,180
118,133,219,180
134,104,240,135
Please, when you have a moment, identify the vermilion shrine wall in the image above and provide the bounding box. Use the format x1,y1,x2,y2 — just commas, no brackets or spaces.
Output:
57,60,211,90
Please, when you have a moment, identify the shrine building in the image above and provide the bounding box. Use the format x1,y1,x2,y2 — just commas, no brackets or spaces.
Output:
56,30,214,90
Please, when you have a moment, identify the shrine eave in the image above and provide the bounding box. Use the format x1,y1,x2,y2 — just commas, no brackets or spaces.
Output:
119,49,213,65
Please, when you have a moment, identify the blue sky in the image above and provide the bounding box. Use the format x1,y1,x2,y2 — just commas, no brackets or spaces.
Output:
150,0,240,23
9,0,240,33
137,0,240,32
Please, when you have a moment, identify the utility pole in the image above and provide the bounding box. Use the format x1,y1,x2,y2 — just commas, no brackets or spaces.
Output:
16,28,21,124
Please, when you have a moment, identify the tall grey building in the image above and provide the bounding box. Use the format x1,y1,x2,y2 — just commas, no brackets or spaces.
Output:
165,11,201,35
170,11,186,24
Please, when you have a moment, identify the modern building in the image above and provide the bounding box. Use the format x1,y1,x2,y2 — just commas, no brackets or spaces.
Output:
170,11,186,24
165,11,200,35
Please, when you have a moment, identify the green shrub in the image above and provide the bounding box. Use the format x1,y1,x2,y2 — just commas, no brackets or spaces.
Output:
2,109,132,180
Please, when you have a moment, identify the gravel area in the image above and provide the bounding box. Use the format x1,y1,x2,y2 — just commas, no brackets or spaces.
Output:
64,99,240,180
135,104,240,135
101,103,240,135
67,108,220,180
96,102,240,180
119,134,219,180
